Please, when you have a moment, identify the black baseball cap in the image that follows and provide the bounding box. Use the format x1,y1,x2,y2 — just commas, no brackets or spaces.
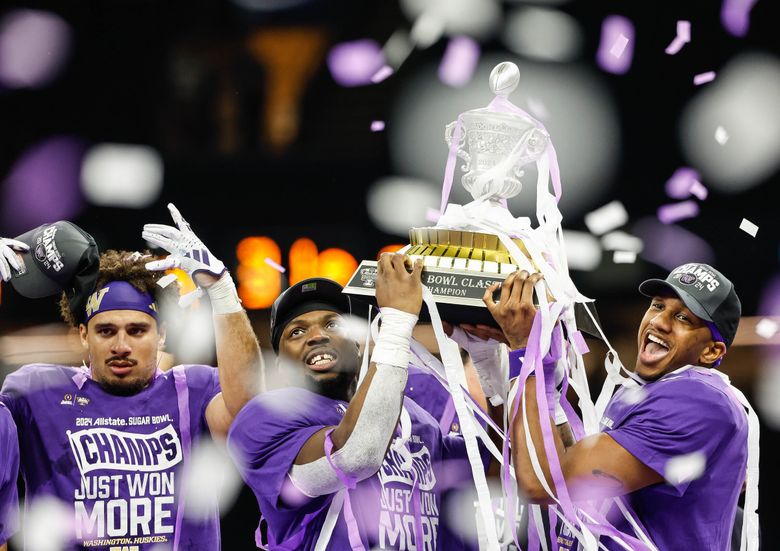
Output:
10,221,99,300
639,263,741,347
270,277,352,353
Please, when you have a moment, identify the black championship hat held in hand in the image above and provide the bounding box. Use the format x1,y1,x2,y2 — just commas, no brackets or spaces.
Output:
10,221,100,317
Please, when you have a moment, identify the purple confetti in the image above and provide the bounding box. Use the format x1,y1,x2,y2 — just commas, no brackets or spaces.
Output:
264,258,286,273
721,0,758,37
327,39,385,87
571,330,590,355
425,208,441,223
665,20,691,55
0,9,72,89
689,180,709,200
597,16,635,75
665,167,701,199
370,120,385,132
438,36,480,88
693,71,716,85
658,201,700,224
370,65,394,84
0,135,87,235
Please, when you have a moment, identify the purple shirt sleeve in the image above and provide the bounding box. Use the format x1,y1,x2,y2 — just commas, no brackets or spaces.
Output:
605,378,739,496
228,388,335,501
0,404,19,544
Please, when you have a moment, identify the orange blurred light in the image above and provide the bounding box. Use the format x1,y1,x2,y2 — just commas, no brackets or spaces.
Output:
166,268,197,296
289,237,318,285
236,237,282,309
317,248,358,286
377,244,406,258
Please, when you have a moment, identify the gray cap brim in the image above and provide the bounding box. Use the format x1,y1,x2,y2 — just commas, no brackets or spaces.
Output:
638,278,714,323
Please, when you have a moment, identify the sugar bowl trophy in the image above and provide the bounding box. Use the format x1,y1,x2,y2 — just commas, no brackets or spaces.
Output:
344,61,577,326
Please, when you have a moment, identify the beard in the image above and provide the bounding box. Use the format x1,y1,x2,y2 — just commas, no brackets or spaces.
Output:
95,375,151,396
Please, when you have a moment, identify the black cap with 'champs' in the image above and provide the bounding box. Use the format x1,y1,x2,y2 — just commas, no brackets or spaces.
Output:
638,263,741,347
10,221,100,300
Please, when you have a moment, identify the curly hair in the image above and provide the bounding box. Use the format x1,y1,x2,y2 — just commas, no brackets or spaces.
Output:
59,250,180,327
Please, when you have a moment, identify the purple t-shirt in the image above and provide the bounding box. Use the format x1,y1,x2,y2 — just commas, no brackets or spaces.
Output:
600,366,748,550
0,403,19,545
405,367,458,433
0,363,221,551
228,386,474,551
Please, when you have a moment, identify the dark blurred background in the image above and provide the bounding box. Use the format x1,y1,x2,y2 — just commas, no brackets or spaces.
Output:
0,0,778,548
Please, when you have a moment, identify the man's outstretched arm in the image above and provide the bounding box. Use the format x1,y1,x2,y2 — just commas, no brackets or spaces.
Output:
143,203,263,438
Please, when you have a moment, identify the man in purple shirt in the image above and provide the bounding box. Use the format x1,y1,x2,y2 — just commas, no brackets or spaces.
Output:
486,263,749,550
0,205,261,550
229,254,481,550
0,403,19,551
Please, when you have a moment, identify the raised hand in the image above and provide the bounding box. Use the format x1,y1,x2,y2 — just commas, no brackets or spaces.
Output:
483,270,544,350
375,253,423,316
142,203,226,288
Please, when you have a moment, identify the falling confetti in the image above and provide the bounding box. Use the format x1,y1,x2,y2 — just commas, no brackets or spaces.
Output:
609,34,629,58
658,201,700,224
584,201,629,236
664,451,707,486
438,36,480,87
755,318,779,339
156,273,179,288
739,218,758,237
613,250,637,264
264,257,286,273
665,167,701,199
689,180,709,200
426,207,441,223
693,71,717,85
596,16,635,74
601,231,644,253
714,126,730,145
370,65,394,83
665,20,691,55
370,120,386,132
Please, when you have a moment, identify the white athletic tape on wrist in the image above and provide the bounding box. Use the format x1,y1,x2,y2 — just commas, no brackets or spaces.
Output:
370,308,417,368
289,364,408,497
206,274,243,315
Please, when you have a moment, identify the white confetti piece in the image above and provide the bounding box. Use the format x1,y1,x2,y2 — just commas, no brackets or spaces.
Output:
601,231,643,252
584,200,629,235
156,273,179,288
693,71,716,85
739,218,758,237
613,250,636,264
182,440,243,520
755,318,779,339
609,33,629,58
664,451,706,486
714,125,729,145
264,257,286,273
619,385,646,405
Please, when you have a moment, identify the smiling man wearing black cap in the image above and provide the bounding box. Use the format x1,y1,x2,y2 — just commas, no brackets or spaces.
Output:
485,264,754,550
0,205,262,551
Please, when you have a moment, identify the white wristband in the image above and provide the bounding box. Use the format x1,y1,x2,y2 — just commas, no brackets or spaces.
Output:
206,274,243,315
370,308,418,369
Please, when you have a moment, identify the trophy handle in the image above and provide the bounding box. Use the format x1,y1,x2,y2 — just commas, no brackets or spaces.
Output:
445,121,471,166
